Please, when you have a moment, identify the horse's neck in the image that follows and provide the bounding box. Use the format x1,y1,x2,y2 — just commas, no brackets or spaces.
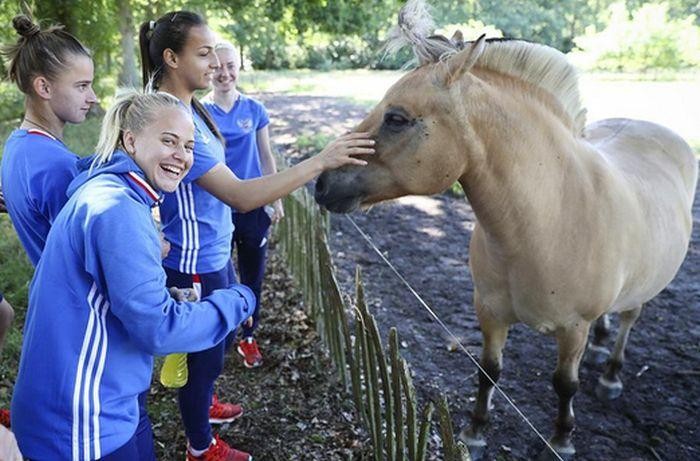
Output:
458,82,591,255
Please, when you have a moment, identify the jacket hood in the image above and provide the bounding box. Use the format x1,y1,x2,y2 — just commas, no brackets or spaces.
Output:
68,150,150,197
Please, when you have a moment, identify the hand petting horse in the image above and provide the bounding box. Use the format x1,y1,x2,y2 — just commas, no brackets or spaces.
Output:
314,1,698,459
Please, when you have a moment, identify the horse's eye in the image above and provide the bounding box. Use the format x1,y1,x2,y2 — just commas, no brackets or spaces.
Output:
384,112,410,129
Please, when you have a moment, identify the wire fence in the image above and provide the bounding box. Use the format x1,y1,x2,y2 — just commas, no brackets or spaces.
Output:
273,184,470,460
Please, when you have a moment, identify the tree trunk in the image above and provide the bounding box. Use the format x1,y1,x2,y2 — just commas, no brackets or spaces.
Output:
117,0,139,87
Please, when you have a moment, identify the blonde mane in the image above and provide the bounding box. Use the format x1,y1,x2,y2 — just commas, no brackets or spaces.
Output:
384,0,587,133
477,40,587,133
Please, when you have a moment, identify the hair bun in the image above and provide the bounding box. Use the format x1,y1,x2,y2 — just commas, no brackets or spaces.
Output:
13,14,40,38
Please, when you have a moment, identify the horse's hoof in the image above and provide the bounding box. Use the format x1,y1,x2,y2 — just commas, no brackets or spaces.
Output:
466,442,486,461
535,441,575,461
536,446,575,461
596,376,623,401
458,427,487,461
587,344,610,365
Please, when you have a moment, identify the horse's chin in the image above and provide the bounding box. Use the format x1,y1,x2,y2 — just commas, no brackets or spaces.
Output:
320,196,363,214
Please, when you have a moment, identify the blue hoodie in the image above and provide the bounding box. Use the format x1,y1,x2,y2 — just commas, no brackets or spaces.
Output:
11,151,255,461
1,128,79,266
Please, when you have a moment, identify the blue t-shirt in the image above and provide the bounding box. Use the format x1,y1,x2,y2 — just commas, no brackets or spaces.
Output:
1,129,79,266
204,94,269,181
160,107,233,274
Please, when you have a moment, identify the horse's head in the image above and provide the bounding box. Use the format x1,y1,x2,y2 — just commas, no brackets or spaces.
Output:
315,36,486,213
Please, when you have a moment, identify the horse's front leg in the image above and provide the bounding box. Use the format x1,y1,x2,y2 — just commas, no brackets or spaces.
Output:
588,314,611,364
460,293,510,461
596,305,642,400
538,322,590,461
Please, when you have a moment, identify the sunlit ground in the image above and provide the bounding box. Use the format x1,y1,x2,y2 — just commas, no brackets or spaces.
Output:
242,69,700,154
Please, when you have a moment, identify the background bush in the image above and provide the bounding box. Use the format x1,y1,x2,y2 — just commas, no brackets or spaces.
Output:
0,83,23,122
572,2,700,71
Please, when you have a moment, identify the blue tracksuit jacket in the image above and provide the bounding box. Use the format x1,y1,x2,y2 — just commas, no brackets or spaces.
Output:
11,151,254,460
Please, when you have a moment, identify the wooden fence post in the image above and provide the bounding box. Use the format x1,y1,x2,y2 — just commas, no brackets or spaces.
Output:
272,160,462,460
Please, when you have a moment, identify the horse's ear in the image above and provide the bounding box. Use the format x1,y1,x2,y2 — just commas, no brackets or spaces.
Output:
440,34,486,87
450,30,464,48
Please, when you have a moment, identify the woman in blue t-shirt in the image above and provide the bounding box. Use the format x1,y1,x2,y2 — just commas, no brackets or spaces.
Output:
0,13,97,266
0,12,97,443
139,11,374,461
203,42,279,369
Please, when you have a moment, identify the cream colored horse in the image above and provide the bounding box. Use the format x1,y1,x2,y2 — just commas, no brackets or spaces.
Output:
314,8,697,461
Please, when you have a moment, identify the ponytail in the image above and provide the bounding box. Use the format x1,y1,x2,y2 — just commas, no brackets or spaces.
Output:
93,90,136,167
192,98,224,146
138,11,224,145
138,11,202,90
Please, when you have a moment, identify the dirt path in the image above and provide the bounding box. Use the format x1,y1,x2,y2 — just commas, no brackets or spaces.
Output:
260,93,700,461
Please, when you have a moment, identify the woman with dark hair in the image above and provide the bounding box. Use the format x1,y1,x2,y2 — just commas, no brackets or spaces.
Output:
139,11,374,461
1,13,97,266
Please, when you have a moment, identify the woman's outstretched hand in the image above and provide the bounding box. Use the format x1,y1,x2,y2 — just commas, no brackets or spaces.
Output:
318,132,375,170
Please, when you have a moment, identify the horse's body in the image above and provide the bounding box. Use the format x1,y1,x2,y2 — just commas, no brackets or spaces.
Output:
470,116,696,335
314,4,697,458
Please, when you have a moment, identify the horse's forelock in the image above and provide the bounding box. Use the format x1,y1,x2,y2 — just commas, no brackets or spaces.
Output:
383,0,454,68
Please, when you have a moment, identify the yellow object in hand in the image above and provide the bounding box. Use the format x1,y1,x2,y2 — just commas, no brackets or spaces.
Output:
159,352,188,388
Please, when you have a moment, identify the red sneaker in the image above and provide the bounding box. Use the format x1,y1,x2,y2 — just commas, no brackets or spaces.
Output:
186,435,252,461
237,338,263,368
0,409,9,428
209,394,243,424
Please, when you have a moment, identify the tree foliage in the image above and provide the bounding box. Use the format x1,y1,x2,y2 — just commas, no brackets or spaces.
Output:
573,1,700,71
0,0,698,120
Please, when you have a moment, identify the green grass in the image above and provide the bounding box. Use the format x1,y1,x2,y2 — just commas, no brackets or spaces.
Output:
239,68,403,103
288,82,317,93
0,217,32,407
295,132,334,152
0,120,17,154
64,117,103,156
577,69,700,82
238,68,317,93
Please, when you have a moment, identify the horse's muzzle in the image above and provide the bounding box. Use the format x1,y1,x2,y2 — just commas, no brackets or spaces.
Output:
314,171,364,213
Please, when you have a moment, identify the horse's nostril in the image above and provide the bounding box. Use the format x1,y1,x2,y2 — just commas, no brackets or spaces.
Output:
315,174,328,199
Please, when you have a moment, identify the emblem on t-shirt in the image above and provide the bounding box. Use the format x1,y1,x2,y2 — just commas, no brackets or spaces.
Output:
237,118,253,132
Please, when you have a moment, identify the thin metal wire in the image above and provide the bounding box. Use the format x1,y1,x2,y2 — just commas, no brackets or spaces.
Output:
345,215,564,461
